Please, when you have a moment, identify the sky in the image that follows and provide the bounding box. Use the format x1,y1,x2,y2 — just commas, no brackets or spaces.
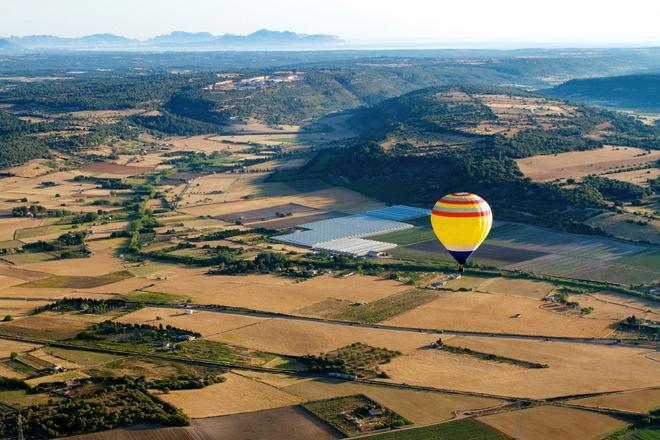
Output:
3,0,660,46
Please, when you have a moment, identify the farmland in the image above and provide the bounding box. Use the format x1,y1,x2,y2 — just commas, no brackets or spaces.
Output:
382,336,660,398
478,405,629,440
159,372,303,418
569,388,660,413
364,419,508,440
275,375,505,425
515,145,660,183
0,48,657,440
303,394,410,436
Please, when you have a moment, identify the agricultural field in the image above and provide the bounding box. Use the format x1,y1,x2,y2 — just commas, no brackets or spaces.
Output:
208,317,438,356
466,93,580,137
147,271,411,313
586,212,660,244
569,388,660,413
516,145,660,182
0,338,41,358
364,419,509,440
62,406,342,440
24,369,90,387
383,336,660,399
160,371,303,418
0,299,48,319
270,374,505,425
0,56,658,440
484,222,660,285
82,161,155,177
606,166,659,187
179,185,384,218
0,312,104,340
17,270,132,288
326,289,439,324
116,307,265,336
303,394,410,436
384,285,616,337
478,405,629,440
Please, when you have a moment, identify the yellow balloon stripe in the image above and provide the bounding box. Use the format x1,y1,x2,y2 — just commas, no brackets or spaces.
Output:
430,192,493,264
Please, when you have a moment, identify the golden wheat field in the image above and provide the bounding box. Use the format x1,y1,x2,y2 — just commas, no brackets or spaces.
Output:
0,338,42,357
570,388,660,413
0,299,49,318
116,308,266,337
478,405,628,440
149,271,408,313
208,317,438,356
383,335,660,399
159,372,303,418
384,290,614,337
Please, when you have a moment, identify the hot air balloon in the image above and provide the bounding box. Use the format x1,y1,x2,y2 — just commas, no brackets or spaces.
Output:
430,192,492,272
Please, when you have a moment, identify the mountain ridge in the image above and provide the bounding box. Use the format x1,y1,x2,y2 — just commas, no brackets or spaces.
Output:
5,29,343,50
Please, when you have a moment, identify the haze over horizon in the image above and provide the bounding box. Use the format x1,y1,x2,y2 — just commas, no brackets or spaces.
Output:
3,0,660,48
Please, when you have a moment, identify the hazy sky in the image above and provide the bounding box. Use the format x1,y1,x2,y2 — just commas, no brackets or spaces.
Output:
3,0,660,45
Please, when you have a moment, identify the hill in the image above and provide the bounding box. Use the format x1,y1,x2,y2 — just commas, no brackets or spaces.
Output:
0,38,22,53
166,67,515,127
280,86,659,231
546,74,660,111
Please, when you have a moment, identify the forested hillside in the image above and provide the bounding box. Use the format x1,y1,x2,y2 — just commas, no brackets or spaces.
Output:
547,74,660,111
280,86,659,231
166,66,515,125
0,110,140,168
0,111,50,167
1,74,211,112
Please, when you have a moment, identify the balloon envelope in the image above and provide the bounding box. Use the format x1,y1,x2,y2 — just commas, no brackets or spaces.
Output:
430,192,492,266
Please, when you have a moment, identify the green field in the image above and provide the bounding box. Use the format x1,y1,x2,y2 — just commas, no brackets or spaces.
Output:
18,270,132,289
0,251,56,265
14,224,76,240
371,227,435,246
0,389,56,408
364,419,509,439
176,339,276,366
121,290,190,304
330,289,438,324
618,249,660,271
621,426,660,440
16,353,52,370
389,246,453,263
42,347,119,367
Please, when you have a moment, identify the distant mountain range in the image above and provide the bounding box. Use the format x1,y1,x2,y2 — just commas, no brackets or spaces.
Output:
2,30,344,51
0,38,23,53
